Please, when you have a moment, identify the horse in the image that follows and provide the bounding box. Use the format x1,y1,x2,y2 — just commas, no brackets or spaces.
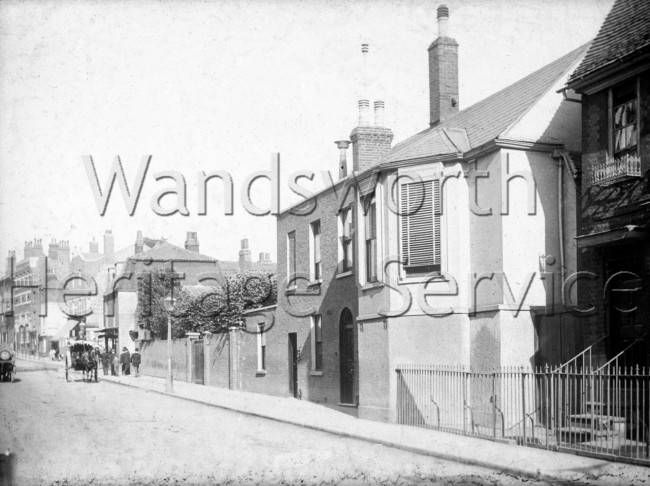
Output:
79,351,98,382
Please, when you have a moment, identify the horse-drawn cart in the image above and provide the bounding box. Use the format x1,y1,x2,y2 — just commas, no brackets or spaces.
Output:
65,340,99,382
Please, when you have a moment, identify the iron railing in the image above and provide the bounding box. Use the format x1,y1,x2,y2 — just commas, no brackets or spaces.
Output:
396,364,650,464
587,151,642,186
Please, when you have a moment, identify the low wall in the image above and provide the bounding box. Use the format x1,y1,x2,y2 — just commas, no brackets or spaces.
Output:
139,339,189,382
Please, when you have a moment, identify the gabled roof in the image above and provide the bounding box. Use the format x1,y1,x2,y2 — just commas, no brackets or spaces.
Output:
384,43,590,164
129,241,216,262
568,0,650,84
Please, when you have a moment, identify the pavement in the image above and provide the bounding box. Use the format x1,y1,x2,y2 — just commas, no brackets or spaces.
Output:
15,356,650,485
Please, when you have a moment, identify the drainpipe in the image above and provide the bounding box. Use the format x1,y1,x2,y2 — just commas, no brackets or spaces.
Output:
551,149,578,306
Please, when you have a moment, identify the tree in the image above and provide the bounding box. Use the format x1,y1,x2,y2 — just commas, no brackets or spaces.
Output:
171,271,276,338
135,267,181,339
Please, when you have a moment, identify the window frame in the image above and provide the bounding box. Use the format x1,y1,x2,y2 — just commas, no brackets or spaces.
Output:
364,196,378,283
256,323,266,372
287,230,297,289
310,220,322,282
339,206,354,273
399,178,442,277
311,314,323,372
609,77,641,158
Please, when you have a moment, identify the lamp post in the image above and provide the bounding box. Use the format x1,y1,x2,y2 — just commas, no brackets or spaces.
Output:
163,295,174,393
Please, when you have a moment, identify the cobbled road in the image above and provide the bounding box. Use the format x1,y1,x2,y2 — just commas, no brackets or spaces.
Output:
0,365,559,485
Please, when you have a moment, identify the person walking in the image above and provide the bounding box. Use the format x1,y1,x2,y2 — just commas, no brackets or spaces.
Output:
100,348,110,375
131,348,141,377
120,347,130,376
111,348,119,376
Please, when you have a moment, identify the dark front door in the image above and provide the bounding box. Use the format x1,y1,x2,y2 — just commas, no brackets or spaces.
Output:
606,248,648,368
288,333,298,398
339,308,355,404
193,340,204,385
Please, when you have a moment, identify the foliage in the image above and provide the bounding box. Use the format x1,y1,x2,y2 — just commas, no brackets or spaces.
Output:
135,267,181,339
172,271,276,337
136,269,276,339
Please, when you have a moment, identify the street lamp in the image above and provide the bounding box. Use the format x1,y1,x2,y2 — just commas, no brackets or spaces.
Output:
163,294,174,393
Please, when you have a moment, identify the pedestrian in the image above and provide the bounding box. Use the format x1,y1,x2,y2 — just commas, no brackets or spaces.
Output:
131,348,141,377
100,348,110,375
111,348,118,376
120,347,130,375
49,348,55,361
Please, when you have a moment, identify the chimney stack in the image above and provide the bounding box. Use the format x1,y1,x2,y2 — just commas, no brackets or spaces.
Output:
185,231,199,252
6,250,15,274
135,230,144,254
429,4,459,126
239,238,252,273
59,240,70,266
350,43,394,173
48,239,60,261
89,238,99,254
24,241,33,260
33,239,43,255
335,140,351,179
257,252,271,263
104,230,115,263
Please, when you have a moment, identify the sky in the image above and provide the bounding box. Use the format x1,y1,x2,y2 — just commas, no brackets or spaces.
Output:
0,0,614,265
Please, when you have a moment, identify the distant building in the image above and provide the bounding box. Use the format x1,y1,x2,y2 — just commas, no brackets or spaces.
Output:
217,239,276,275
103,231,224,353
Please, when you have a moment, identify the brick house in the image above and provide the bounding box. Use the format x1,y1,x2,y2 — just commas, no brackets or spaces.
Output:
564,0,650,368
241,5,590,422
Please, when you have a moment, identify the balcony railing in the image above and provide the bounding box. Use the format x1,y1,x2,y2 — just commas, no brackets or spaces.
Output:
588,151,642,186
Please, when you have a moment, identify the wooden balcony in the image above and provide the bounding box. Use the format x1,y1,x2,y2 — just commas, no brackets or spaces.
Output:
586,150,642,186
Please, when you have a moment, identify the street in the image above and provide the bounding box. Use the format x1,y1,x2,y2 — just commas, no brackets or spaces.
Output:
0,364,557,486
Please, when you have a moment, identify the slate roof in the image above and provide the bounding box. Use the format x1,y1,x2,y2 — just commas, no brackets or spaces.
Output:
129,241,217,262
383,43,590,164
568,0,650,84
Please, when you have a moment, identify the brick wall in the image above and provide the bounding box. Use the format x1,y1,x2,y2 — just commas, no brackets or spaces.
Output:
350,127,393,173
139,338,189,381
252,183,361,408
204,332,229,388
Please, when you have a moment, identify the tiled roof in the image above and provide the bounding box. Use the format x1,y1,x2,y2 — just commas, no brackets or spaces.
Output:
383,43,590,163
129,242,217,262
568,0,650,84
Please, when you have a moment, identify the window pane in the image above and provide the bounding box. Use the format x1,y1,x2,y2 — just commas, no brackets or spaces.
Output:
315,316,322,341
288,232,296,285
366,239,377,282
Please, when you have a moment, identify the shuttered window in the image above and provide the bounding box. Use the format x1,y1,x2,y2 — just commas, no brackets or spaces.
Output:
400,179,441,274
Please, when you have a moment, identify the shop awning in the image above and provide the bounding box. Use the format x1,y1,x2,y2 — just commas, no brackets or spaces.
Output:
576,225,648,248
50,319,80,342
94,327,118,336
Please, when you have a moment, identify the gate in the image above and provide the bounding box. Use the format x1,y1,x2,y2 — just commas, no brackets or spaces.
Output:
193,340,204,385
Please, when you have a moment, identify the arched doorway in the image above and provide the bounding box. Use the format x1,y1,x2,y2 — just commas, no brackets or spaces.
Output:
339,308,355,404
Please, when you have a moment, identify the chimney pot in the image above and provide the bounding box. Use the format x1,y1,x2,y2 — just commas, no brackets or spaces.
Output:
374,100,385,127
358,100,370,127
335,140,351,179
